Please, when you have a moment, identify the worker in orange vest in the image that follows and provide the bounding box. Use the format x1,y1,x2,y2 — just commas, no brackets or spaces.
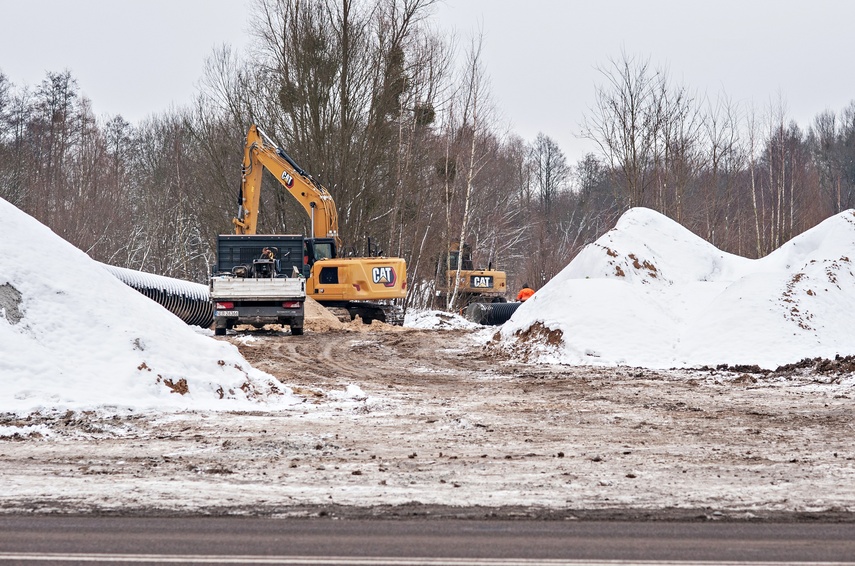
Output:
516,284,535,302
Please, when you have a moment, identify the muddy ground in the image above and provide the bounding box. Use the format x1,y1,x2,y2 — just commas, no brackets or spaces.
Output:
1,320,854,521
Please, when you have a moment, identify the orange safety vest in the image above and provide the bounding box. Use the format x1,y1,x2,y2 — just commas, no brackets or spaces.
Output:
517,287,535,301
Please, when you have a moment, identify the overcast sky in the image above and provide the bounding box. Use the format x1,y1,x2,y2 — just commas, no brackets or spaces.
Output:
2,0,854,165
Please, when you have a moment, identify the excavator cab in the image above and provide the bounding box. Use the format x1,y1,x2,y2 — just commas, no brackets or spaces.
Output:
446,245,474,271
304,238,338,284
304,238,336,266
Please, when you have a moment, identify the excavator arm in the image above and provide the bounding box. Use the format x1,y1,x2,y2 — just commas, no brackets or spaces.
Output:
233,124,340,247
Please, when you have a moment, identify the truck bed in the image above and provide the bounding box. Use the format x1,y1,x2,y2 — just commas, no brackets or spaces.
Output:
211,276,305,301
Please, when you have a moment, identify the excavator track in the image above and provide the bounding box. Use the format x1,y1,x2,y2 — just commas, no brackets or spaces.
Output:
321,302,404,326
346,302,404,326
374,303,405,326
325,306,352,324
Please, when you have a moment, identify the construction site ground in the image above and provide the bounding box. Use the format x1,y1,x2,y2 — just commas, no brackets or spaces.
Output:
1,304,854,521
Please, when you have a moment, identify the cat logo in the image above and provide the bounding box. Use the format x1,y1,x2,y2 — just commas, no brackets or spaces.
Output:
281,171,294,187
472,276,494,288
372,266,397,287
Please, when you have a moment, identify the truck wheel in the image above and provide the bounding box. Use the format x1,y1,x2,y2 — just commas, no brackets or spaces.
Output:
214,327,226,336
291,326,304,336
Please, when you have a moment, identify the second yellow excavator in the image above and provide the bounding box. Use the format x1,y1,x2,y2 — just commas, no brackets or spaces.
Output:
437,241,507,308
232,124,407,324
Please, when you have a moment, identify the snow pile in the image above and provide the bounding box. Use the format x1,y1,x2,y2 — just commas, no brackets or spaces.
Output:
0,198,295,412
327,384,369,402
499,207,855,369
405,309,480,330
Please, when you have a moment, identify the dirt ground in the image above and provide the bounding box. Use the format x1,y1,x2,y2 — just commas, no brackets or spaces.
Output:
1,315,854,520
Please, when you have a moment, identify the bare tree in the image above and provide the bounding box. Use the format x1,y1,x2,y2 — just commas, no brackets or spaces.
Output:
581,53,665,208
656,82,701,223
809,102,855,215
0,71,10,135
698,93,740,245
446,31,494,310
745,104,765,256
245,0,442,253
529,132,569,215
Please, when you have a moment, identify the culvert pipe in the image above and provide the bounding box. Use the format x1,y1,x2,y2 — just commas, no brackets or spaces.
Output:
464,301,522,326
100,263,213,328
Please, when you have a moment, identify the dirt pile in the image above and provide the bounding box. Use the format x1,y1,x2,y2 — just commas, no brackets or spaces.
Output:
302,297,408,333
0,283,23,324
303,297,345,332
710,354,855,380
775,354,855,376
489,321,564,362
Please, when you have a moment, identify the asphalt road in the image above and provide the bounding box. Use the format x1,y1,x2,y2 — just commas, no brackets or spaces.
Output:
1,516,854,564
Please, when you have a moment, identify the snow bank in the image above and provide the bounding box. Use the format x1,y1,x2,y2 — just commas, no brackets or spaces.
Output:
0,198,295,412
500,207,855,369
404,309,480,330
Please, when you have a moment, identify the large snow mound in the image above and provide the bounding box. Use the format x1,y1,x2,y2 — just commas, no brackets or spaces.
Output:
0,198,294,412
499,207,855,369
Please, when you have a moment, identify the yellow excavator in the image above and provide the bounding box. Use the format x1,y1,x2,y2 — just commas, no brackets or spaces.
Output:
232,124,406,324
438,242,507,308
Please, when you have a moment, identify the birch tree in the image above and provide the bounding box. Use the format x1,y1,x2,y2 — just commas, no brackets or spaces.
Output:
445,32,493,310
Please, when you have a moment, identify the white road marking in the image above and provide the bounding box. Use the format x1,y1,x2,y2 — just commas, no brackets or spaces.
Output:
0,554,853,565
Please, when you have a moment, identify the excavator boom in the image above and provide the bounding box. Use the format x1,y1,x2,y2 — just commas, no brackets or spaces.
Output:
234,124,339,246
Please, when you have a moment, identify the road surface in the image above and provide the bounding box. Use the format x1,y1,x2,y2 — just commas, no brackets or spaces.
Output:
2,516,855,564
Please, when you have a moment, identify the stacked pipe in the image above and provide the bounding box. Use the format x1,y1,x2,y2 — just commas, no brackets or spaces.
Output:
100,263,213,328
464,301,522,326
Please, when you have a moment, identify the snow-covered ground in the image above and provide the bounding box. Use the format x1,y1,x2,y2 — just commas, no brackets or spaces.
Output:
3,199,854,415
500,207,855,370
0,198,296,413
2,329,854,518
404,309,480,330
2,199,855,518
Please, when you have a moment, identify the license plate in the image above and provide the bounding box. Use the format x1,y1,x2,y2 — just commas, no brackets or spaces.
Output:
216,310,239,317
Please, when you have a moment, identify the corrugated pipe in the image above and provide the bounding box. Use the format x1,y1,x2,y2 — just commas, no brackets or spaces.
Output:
100,263,213,328
464,301,522,326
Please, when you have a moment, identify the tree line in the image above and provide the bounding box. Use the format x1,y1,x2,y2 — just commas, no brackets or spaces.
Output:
1,0,853,311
